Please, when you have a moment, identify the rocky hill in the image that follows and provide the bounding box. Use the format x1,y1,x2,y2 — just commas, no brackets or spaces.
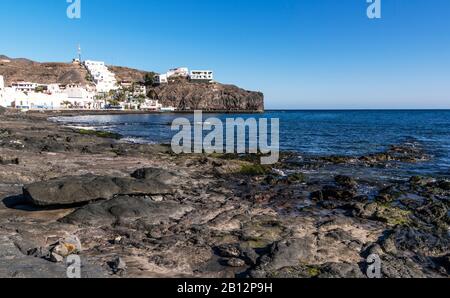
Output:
0,55,264,112
147,78,264,112
0,55,91,86
108,65,153,83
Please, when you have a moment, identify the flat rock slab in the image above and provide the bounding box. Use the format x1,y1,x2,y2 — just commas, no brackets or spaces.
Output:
23,174,173,207
0,235,108,278
131,167,179,184
61,196,193,226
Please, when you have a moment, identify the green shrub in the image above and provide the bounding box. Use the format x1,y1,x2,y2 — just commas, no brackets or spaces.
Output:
239,164,268,176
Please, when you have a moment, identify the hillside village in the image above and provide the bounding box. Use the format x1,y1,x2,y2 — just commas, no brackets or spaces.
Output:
0,51,216,112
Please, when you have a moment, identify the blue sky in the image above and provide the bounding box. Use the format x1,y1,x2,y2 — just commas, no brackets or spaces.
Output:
0,0,450,109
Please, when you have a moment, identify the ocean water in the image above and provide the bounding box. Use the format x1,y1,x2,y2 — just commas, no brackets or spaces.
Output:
53,110,450,178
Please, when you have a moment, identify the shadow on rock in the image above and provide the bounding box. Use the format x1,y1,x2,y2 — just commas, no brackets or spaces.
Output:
2,195,40,211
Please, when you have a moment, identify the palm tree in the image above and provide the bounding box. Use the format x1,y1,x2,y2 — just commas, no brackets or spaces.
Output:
61,101,72,109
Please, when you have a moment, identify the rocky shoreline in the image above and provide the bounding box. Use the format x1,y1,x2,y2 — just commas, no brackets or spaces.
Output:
0,108,448,278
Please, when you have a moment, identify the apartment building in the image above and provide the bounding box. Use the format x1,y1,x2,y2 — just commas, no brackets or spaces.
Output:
12,81,39,93
190,70,214,82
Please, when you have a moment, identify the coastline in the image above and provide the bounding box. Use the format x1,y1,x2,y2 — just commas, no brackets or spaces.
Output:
0,109,448,278
16,109,265,120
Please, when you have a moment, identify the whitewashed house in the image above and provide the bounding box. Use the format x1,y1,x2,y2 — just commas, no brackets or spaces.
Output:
0,75,7,107
65,84,96,109
154,74,168,84
133,84,147,97
141,99,162,111
166,67,189,78
12,81,39,93
84,60,105,68
120,81,133,89
46,84,62,94
84,60,118,93
11,90,65,110
190,70,214,82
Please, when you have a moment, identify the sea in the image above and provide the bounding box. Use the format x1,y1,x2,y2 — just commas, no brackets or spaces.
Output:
52,110,450,179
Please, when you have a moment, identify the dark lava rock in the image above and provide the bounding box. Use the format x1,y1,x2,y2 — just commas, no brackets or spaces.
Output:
213,243,259,266
250,266,317,278
415,200,449,226
23,175,120,207
215,244,241,258
379,255,428,278
61,196,192,226
409,176,435,186
357,143,428,165
375,185,403,203
311,186,356,202
317,263,365,278
433,254,450,274
0,128,11,138
310,190,323,201
0,156,19,165
437,180,450,191
130,167,178,184
109,257,127,274
287,173,306,183
23,174,173,207
226,258,246,267
335,175,357,188
256,238,315,272
321,156,353,164
249,261,365,278
382,227,449,256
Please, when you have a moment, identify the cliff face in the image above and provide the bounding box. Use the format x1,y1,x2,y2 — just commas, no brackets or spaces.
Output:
147,79,264,112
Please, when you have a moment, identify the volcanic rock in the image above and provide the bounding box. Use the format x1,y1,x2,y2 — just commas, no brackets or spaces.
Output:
23,174,173,207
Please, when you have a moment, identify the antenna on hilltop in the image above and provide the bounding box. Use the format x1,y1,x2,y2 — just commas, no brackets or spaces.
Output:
77,44,82,62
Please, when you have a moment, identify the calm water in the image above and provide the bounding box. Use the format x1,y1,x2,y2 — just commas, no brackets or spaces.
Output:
53,110,450,178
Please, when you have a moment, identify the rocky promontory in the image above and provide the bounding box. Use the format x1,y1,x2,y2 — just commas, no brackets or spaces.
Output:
147,78,264,112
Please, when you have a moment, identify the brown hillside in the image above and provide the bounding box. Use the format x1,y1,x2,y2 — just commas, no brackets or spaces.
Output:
0,55,151,86
0,56,91,86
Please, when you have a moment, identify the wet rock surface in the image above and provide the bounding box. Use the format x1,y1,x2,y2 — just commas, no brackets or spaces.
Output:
0,110,448,278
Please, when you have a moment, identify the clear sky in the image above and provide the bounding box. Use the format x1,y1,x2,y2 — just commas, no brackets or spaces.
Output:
1,0,449,109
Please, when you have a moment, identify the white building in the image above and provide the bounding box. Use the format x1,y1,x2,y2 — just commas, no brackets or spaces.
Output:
153,74,168,84
133,84,147,97
84,60,105,68
0,75,6,107
65,84,96,109
166,67,189,78
12,82,39,93
120,81,133,89
84,60,118,93
190,70,214,82
46,84,62,94
141,99,162,111
15,92,65,110
0,75,100,110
